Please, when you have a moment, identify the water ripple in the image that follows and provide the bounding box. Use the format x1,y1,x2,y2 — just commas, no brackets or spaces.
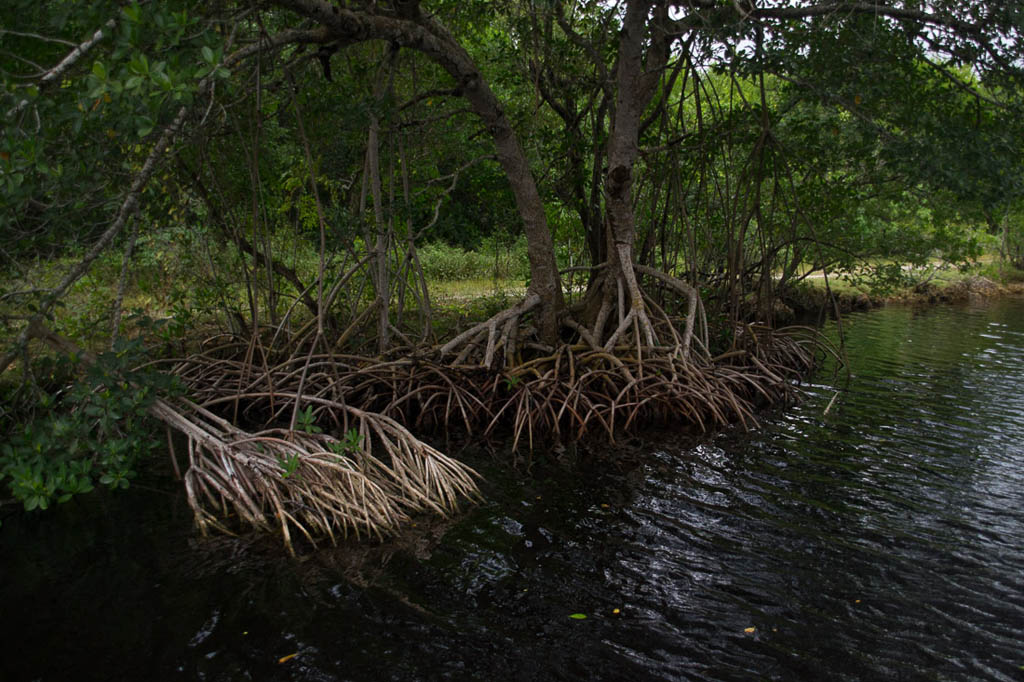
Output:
585,299,1024,680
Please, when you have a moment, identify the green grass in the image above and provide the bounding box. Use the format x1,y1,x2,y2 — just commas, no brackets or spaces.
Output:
430,278,526,302
6,236,1021,365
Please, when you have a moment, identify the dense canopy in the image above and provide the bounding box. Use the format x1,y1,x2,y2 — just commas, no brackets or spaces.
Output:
2,1,1023,541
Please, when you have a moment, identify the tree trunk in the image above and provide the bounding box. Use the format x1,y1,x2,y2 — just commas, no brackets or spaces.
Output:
584,0,671,344
366,115,390,353
271,0,565,344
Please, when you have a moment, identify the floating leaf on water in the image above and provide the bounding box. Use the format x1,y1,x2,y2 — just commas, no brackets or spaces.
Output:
278,653,299,663
569,613,587,620
744,627,756,634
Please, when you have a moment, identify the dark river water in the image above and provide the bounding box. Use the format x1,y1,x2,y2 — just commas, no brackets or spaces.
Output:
3,298,1024,681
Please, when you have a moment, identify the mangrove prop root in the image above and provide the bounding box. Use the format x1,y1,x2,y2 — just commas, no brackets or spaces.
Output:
171,321,817,454
24,320,482,556
26,313,822,553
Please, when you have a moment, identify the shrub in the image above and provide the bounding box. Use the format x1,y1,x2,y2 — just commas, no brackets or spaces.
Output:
418,236,530,281
0,338,183,516
979,262,1024,283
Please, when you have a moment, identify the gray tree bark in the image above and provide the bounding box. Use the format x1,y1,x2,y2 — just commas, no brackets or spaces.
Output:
580,0,673,346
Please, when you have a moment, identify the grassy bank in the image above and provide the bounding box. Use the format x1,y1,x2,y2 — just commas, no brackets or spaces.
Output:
6,244,1024,362
780,260,1024,318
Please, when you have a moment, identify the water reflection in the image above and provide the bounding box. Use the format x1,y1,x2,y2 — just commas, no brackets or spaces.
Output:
3,299,1024,681
604,299,1024,680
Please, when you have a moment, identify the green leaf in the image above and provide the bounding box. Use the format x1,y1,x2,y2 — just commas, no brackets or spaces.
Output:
568,613,587,620
92,61,107,80
151,70,172,89
201,45,214,63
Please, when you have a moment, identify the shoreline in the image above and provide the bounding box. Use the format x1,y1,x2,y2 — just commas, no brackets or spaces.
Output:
781,275,1024,320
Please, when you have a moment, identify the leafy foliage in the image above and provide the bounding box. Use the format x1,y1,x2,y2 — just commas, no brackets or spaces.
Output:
0,0,226,259
2,1,1024,521
0,338,183,514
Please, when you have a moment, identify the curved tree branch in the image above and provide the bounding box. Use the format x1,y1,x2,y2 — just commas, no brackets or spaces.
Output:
270,0,565,342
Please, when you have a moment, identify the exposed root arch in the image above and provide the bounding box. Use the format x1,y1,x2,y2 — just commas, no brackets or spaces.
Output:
164,258,825,552
561,255,712,368
427,259,707,372
586,244,658,353
633,263,710,360
439,292,540,368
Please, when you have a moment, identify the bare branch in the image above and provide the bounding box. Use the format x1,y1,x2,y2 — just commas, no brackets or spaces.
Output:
0,29,76,47
7,18,115,116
